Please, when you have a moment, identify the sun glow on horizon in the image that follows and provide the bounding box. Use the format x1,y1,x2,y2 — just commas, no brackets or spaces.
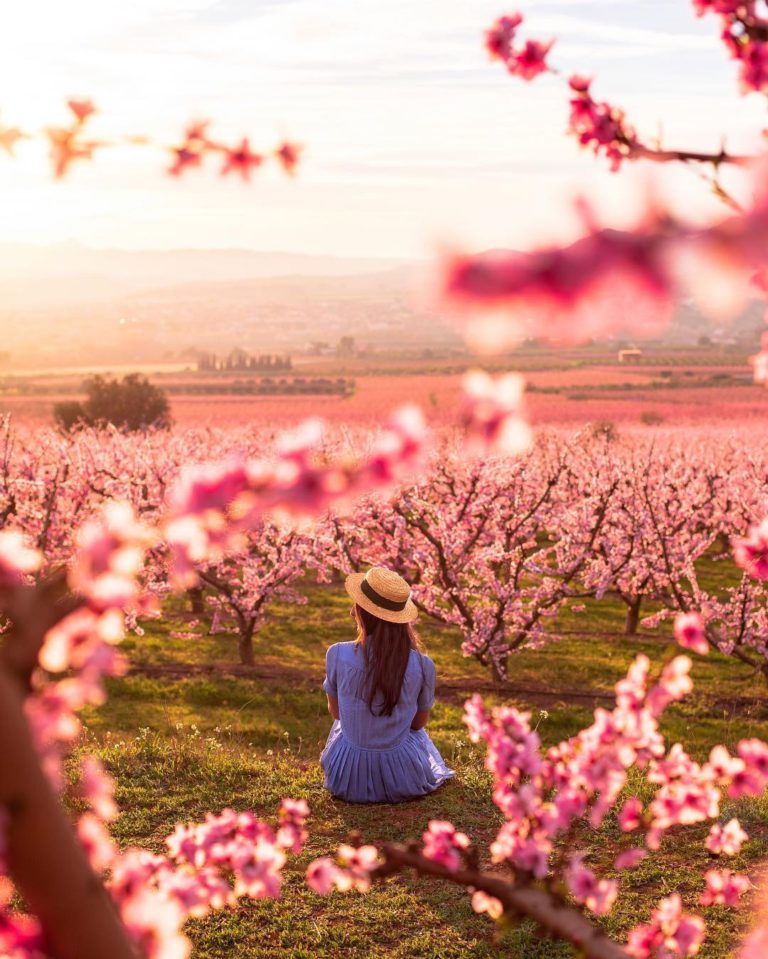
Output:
0,0,766,257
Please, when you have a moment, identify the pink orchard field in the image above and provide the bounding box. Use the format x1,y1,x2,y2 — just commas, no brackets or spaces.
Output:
1,363,764,431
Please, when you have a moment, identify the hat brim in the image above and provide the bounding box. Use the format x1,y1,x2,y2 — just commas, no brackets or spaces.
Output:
345,572,419,625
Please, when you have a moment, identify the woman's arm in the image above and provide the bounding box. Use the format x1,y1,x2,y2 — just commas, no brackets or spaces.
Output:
411,709,430,730
327,695,339,720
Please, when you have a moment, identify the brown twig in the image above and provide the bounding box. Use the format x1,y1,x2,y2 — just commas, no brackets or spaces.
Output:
372,844,629,959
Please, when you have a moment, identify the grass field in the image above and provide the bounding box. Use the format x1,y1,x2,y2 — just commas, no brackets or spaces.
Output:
79,573,768,958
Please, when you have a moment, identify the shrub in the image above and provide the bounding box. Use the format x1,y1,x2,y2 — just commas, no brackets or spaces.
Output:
54,374,172,432
640,410,665,425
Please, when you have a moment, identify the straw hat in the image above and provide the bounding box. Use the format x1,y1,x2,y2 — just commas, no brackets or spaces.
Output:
345,566,418,624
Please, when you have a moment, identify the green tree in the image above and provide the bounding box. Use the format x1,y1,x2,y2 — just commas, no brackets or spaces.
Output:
53,374,172,432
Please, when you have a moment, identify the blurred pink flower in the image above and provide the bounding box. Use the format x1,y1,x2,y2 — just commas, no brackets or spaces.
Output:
674,612,709,656
706,818,748,856
733,519,768,579
220,138,263,180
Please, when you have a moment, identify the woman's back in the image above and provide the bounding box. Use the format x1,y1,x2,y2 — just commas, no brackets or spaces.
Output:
324,641,435,750
320,566,454,803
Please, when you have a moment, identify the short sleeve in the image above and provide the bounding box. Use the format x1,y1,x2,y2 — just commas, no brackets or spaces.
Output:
323,645,338,698
417,655,436,711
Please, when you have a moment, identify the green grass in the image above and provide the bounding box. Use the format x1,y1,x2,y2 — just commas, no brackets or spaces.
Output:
82,574,768,958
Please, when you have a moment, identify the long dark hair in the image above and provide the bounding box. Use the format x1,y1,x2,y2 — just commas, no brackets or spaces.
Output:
353,604,423,717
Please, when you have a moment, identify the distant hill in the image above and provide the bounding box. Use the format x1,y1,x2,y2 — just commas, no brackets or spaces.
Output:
0,241,414,309
0,247,446,367
0,241,762,369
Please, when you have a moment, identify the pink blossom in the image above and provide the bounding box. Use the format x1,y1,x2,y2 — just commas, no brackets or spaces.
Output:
460,370,531,456
334,844,380,892
484,13,553,81
471,889,504,919
67,98,96,123
306,857,340,895
307,845,381,897
277,797,310,854
79,756,118,822
646,656,693,716
738,40,768,95
733,519,768,579
565,856,618,915
0,529,42,588
422,820,470,872
627,893,705,958
700,869,751,907
614,848,647,871
618,797,644,833
442,210,675,349
674,612,709,656
220,138,263,180
484,14,522,62
119,888,191,959
692,1,744,14
77,812,117,873
507,39,554,81
568,75,636,170
706,818,748,856
274,140,301,174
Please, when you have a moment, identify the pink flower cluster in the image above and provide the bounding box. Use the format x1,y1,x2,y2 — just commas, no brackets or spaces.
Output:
0,529,41,589
165,405,427,586
565,856,617,915
3,98,302,181
700,869,751,907
168,119,301,181
0,490,316,959
442,208,674,349
694,1,768,94
673,612,709,656
110,802,309,958
442,187,768,347
733,518,768,579
459,370,531,456
421,821,470,872
627,894,705,959
484,16,639,171
706,818,748,856
305,844,380,895
485,13,553,81
568,74,637,171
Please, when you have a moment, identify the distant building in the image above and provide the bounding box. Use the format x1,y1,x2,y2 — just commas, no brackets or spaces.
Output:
618,348,643,363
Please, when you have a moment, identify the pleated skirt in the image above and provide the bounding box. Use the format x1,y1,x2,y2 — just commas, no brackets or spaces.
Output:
321,721,455,803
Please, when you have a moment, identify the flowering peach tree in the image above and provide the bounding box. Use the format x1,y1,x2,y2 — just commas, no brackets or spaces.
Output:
0,406,426,958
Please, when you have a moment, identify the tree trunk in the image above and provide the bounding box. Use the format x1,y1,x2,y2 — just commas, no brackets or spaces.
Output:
187,586,205,615
490,655,508,684
624,596,642,636
0,668,138,959
239,630,255,666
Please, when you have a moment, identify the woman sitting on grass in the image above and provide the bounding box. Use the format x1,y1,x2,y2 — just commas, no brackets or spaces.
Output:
320,566,454,803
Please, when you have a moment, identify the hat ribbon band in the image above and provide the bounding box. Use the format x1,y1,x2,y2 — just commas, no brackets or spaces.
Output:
360,577,408,612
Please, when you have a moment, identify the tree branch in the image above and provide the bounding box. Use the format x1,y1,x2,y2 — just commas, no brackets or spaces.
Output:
372,844,629,959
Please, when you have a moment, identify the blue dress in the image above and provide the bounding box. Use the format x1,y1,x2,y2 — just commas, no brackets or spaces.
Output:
320,641,455,803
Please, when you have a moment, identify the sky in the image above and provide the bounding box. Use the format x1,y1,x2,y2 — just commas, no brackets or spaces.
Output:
0,0,766,258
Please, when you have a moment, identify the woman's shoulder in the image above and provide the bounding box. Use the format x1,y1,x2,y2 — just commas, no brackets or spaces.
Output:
409,648,435,673
326,641,360,660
